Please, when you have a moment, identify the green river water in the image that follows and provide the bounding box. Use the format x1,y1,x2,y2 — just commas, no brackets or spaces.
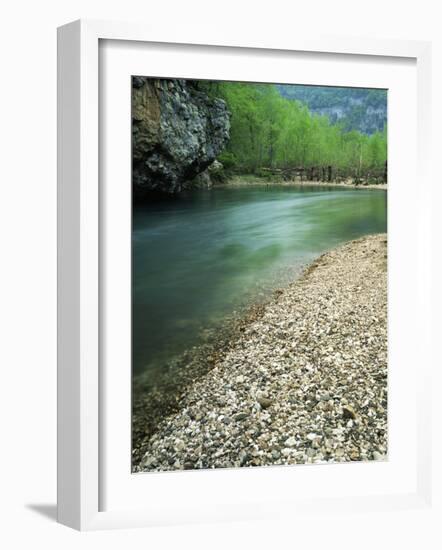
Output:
133,185,387,376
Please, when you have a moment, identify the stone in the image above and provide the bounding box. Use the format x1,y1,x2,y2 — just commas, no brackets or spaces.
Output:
192,169,213,189
257,397,273,409
342,405,357,420
174,439,185,452
239,452,251,466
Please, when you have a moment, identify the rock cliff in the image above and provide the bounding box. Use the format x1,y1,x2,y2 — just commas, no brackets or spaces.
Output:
132,77,230,197
276,84,387,135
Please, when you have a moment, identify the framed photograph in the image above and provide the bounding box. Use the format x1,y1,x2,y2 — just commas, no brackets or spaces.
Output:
57,19,432,530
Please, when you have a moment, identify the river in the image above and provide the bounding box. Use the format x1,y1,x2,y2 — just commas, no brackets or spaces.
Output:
133,185,387,377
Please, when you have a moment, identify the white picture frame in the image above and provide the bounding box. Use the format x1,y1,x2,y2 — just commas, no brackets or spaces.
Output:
57,19,433,531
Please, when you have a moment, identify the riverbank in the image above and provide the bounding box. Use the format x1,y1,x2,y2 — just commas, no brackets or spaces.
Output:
218,174,387,191
134,234,387,472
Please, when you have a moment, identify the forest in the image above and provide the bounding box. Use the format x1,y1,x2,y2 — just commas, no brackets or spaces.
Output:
192,81,387,184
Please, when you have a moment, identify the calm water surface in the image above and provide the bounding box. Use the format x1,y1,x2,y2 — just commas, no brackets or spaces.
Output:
133,185,387,376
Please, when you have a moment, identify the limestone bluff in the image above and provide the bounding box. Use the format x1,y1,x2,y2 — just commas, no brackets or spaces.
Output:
132,77,230,198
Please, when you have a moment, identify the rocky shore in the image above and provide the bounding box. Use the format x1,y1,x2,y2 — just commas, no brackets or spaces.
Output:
220,175,387,191
134,234,387,472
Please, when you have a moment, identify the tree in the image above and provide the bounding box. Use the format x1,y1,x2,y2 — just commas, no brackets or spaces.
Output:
199,80,387,180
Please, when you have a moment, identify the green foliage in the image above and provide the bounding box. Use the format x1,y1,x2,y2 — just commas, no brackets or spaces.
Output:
194,81,387,178
217,151,237,170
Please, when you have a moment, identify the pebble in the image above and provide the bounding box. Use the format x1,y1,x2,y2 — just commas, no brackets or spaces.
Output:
134,235,388,472
257,397,273,409
342,405,357,420
174,439,185,452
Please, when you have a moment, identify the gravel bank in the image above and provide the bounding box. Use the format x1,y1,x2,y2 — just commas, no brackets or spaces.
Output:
220,176,387,191
134,234,387,472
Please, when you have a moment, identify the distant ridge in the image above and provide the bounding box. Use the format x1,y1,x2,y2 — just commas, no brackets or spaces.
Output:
276,85,387,135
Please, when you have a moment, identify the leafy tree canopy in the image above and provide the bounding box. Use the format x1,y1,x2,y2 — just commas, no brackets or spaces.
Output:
191,81,387,178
